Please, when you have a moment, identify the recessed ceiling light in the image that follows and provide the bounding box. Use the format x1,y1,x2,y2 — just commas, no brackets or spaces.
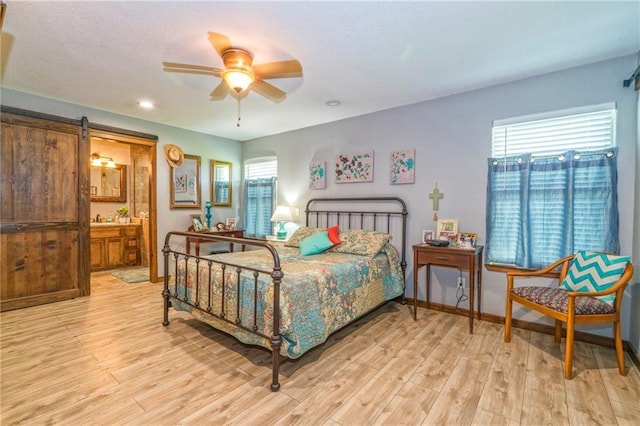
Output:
325,100,341,107
137,100,154,109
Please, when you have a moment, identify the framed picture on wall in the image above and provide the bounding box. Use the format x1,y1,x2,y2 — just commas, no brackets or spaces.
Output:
390,149,415,184
335,151,374,183
309,161,326,189
170,154,201,209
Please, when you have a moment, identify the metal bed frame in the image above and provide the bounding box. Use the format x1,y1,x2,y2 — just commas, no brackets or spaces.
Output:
162,196,408,391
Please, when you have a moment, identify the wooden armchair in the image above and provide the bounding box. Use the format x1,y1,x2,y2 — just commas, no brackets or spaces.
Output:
504,252,634,379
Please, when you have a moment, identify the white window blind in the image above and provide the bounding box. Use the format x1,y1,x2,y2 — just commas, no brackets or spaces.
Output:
492,106,616,157
244,158,277,179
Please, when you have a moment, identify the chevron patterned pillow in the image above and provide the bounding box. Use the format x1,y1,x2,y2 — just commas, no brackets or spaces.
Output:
560,251,630,305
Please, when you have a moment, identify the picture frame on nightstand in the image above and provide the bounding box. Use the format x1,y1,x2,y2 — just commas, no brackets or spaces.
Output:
457,232,477,248
422,230,434,243
436,219,458,240
190,214,208,232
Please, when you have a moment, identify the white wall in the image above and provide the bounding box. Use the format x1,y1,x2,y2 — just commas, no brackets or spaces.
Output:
0,88,243,277
243,54,639,342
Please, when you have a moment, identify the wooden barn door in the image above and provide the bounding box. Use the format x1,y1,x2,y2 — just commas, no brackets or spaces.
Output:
1,108,90,311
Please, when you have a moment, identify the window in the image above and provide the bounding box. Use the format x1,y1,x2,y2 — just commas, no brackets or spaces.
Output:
486,105,619,268
492,105,616,157
242,158,277,238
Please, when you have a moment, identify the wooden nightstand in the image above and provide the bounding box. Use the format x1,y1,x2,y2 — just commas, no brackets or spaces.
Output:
186,229,245,256
412,244,483,333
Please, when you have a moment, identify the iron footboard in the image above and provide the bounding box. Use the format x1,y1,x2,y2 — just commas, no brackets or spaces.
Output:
162,231,284,391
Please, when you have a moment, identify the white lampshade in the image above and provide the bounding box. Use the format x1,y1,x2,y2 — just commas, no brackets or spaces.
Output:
270,205,293,223
271,205,293,240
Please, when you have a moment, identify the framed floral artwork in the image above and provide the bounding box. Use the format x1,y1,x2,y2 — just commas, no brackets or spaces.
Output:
390,149,415,184
309,161,326,189
335,151,374,183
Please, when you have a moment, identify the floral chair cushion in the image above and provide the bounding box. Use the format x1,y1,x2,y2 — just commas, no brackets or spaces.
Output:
512,286,614,315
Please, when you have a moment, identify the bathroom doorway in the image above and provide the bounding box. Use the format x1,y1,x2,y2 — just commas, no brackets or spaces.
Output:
89,126,158,283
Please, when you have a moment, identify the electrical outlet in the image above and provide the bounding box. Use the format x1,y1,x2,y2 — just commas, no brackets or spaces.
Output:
457,277,463,288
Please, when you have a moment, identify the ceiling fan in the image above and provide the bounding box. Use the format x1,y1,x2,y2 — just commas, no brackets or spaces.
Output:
163,32,302,104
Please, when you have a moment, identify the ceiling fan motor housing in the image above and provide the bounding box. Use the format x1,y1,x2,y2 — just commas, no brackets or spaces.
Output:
222,49,253,70
221,48,255,92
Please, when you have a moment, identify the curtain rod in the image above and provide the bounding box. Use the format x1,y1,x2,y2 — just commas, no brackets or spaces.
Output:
491,148,615,165
623,64,640,89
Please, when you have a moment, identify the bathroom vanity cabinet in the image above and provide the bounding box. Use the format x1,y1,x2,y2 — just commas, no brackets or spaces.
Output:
90,224,141,271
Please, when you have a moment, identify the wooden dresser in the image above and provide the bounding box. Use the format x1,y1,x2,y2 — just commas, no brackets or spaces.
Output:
90,224,142,271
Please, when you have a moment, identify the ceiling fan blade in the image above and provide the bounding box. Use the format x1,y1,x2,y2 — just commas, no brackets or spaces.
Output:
251,79,287,103
210,81,229,100
1,2,6,31
208,32,232,58
162,62,222,76
253,60,302,79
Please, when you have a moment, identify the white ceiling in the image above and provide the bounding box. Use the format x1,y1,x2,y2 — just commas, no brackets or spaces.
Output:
1,1,638,141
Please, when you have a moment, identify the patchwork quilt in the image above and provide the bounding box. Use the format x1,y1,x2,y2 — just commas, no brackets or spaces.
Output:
170,243,405,358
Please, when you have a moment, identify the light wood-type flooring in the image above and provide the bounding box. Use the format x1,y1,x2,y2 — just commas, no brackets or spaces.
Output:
2,271,639,425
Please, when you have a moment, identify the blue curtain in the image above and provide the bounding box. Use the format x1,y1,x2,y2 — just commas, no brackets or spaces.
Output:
485,149,619,269
243,177,276,238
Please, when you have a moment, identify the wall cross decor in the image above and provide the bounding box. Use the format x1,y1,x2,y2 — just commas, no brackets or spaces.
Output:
428,182,444,221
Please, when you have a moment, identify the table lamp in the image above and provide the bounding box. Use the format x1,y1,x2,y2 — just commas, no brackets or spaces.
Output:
270,205,294,239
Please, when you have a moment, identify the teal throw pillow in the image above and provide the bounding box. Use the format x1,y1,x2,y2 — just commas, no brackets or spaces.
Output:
560,251,630,305
299,231,334,256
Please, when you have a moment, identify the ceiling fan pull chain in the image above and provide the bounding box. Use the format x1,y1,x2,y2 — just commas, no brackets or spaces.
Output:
237,97,241,127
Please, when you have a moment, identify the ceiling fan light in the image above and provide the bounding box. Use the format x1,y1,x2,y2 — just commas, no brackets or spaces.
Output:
222,69,254,93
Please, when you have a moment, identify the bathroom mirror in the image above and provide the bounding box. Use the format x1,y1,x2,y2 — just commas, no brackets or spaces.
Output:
90,164,127,203
210,160,232,207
